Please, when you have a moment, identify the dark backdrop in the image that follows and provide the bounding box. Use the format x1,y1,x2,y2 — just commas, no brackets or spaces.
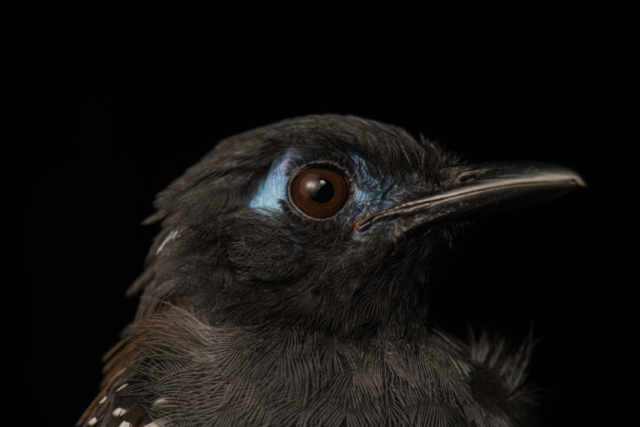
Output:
9,4,636,426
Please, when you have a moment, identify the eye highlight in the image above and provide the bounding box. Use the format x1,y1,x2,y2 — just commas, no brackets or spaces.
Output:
289,164,350,219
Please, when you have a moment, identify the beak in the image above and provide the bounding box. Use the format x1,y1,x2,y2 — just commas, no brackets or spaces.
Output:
356,162,586,233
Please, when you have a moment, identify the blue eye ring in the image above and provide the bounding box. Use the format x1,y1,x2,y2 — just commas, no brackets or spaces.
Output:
287,162,352,221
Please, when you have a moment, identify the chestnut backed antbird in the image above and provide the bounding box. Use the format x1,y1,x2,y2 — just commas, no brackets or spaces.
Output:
80,115,584,427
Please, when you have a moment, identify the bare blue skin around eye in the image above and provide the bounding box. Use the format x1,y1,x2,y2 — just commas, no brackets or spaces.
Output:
248,148,400,223
248,151,295,213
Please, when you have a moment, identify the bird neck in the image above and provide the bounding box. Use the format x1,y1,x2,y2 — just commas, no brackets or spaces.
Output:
195,281,431,341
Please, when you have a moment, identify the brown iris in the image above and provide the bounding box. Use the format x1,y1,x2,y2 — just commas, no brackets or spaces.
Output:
289,165,349,218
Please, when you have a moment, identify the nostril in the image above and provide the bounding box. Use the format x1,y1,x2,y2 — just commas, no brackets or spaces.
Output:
458,172,478,183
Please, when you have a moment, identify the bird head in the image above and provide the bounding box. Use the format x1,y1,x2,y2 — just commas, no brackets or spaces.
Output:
130,115,583,337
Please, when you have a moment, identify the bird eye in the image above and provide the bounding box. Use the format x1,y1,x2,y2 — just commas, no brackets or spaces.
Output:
289,164,350,219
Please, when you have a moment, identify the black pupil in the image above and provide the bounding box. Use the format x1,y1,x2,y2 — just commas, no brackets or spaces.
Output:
304,174,334,203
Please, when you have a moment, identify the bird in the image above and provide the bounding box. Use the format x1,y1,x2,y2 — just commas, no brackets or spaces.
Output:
79,115,584,427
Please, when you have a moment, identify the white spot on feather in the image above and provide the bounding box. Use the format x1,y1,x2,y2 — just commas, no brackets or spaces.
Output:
98,396,107,405
154,397,168,406
88,417,98,426
112,407,127,417
118,422,132,427
115,383,128,392
156,229,180,255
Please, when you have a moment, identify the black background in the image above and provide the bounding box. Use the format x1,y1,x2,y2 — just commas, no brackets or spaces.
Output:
9,3,636,426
